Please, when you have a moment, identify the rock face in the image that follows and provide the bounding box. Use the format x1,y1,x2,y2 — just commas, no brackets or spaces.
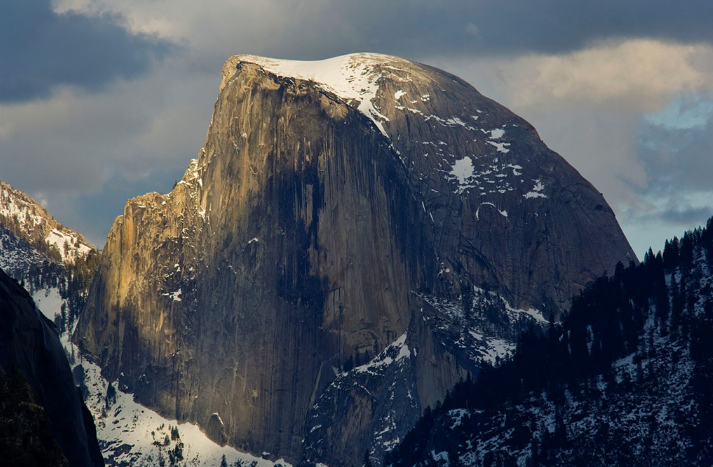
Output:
75,53,635,465
0,268,104,467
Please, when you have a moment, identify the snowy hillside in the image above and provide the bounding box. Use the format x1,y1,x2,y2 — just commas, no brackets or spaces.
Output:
24,292,293,467
70,342,292,467
0,180,97,339
387,218,713,466
0,180,93,264
0,227,46,278
229,53,392,136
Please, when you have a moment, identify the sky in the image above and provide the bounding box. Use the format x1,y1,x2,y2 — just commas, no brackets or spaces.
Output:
1,0,712,258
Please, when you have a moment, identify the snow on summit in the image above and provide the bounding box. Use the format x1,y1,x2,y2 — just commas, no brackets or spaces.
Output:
234,53,399,137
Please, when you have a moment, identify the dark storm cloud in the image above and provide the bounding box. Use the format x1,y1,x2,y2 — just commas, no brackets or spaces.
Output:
281,0,713,59
0,0,176,103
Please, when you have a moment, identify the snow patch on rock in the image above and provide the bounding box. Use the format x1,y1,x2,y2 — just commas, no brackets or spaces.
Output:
524,179,547,199
354,332,411,375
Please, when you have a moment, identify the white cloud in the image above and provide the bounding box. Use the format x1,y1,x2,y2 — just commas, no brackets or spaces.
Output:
507,40,711,108
433,39,712,111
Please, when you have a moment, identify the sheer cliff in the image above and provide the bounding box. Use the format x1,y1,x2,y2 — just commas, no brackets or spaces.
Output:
75,53,635,465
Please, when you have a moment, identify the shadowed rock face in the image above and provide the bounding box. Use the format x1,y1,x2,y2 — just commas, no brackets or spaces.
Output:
75,53,635,465
0,268,104,467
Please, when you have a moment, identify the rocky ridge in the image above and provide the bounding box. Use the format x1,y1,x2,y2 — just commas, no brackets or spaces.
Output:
75,53,635,466
0,181,93,265
226,53,636,313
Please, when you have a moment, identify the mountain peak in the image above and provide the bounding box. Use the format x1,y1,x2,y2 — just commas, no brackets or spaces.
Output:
223,52,405,91
79,53,636,466
223,52,407,137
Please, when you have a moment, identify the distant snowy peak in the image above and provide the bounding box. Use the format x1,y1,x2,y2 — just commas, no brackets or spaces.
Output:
0,181,94,264
0,181,51,234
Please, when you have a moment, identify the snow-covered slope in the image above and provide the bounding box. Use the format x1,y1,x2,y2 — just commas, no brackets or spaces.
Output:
0,227,46,278
70,339,292,467
387,218,713,466
0,180,97,339
302,287,548,466
29,292,293,467
419,287,547,366
0,180,93,264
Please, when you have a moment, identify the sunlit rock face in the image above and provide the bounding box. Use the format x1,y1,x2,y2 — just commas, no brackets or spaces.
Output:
75,53,635,466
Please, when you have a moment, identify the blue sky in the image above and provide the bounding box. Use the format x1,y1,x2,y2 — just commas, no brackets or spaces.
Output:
1,0,712,258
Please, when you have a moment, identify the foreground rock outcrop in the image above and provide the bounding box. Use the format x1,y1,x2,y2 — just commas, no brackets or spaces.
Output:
0,268,103,467
75,53,635,465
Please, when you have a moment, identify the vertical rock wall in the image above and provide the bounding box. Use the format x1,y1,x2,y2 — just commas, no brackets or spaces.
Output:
76,54,636,465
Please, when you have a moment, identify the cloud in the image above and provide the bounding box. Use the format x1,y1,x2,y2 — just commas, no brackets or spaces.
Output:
660,204,712,226
424,40,713,194
55,0,713,63
644,93,713,130
1,64,214,174
2,0,712,255
0,0,176,103
453,0,713,56
265,0,713,58
637,97,713,194
0,53,217,244
494,40,711,109
630,93,713,237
